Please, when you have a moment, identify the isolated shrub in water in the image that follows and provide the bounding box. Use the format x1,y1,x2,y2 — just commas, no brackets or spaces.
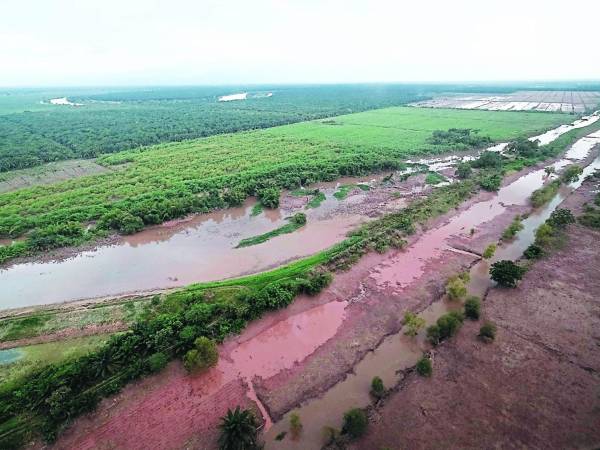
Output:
502,216,524,240
416,357,432,377
342,408,368,439
183,336,218,372
489,260,526,288
561,164,583,183
464,296,481,320
370,376,385,399
290,413,303,440
479,322,497,342
482,243,496,259
547,208,575,229
403,311,425,337
291,212,307,225
427,311,464,345
446,276,467,301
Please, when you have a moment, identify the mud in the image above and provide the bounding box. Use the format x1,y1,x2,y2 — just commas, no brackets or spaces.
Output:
351,185,600,450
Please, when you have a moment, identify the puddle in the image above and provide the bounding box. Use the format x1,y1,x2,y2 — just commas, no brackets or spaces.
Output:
0,348,23,365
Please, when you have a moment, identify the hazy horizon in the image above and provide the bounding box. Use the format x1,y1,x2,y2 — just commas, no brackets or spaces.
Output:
1,0,599,87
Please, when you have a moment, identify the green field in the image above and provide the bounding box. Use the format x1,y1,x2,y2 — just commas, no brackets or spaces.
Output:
0,107,569,246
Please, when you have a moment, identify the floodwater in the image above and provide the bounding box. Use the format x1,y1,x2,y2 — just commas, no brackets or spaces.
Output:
0,348,23,365
261,130,600,449
0,196,366,309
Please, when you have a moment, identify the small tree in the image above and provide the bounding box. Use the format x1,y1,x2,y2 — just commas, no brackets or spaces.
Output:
523,244,543,259
456,162,472,179
489,260,526,288
544,166,555,176
370,376,385,399
218,407,259,450
342,408,368,439
464,296,481,320
534,223,555,247
479,322,497,342
183,337,219,372
547,208,575,229
403,311,425,337
561,164,583,183
291,212,307,225
446,276,467,301
416,357,432,377
290,413,302,440
482,243,496,259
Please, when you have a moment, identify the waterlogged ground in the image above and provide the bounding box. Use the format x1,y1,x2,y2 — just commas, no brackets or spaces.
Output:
45,124,600,449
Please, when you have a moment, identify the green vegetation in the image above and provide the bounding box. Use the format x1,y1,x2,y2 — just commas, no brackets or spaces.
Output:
218,406,260,450
478,322,497,342
482,243,496,259
333,183,370,200
464,296,481,320
0,107,570,264
236,213,306,248
426,311,465,345
370,376,385,399
403,311,426,337
445,276,467,300
502,215,524,240
342,408,368,439
561,164,583,183
306,191,326,208
416,356,433,377
183,337,219,373
523,243,544,259
530,179,561,207
455,162,472,179
289,413,302,440
427,128,492,148
489,260,526,287
250,202,263,217
424,171,447,185
547,208,575,229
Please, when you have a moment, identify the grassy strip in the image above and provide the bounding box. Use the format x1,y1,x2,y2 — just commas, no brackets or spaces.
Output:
530,179,561,207
424,171,448,185
333,183,370,200
250,202,263,217
306,191,326,208
236,214,306,248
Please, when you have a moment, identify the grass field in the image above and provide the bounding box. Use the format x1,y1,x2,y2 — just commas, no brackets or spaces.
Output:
0,107,570,244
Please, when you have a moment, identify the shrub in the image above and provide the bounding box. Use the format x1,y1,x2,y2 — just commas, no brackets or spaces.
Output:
523,244,543,259
427,311,464,345
370,376,385,399
489,260,526,288
342,408,368,439
416,357,432,377
534,223,556,247
456,162,472,179
482,243,496,259
479,322,497,342
502,216,523,240
147,352,169,373
291,212,307,225
257,187,280,208
579,210,600,229
290,413,302,440
464,296,481,320
446,276,467,301
403,311,425,337
530,179,561,207
561,164,583,183
507,138,539,158
183,337,219,372
547,208,575,229
478,173,502,192
471,151,503,169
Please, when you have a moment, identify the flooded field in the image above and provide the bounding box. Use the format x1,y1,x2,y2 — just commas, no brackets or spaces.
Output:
412,90,600,113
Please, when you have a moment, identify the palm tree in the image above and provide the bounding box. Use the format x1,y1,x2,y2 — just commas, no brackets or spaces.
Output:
218,406,260,450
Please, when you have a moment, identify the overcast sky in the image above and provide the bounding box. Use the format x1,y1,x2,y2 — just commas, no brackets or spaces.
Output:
1,0,598,86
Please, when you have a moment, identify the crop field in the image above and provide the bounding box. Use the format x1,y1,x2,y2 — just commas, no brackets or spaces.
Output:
0,107,570,242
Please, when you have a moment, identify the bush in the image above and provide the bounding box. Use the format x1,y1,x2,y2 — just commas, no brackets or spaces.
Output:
290,413,302,440
502,216,523,240
427,311,464,345
257,187,280,208
342,408,368,439
183,337,219,372
534,223,556,247
455,162,472,179
478,173,502,192
218,407,259,450
530,179,561,207
370,376,385,399
561,164,583,183
464,296,481,320
416,357,432,377
445,276,467,300
547,208,575,229
489,260,526,288
147,352,169,373
479,322,497,342
403,311,425,337
471,151,503,169
507,137,539,158
482,243,496,259
291,212,307,225
523,244,544,259
579,210,600,229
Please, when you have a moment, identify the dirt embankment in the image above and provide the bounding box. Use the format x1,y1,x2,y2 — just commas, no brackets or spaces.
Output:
351,182,600,450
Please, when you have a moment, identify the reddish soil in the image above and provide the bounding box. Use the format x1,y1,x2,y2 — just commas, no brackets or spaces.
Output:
351,182,600,450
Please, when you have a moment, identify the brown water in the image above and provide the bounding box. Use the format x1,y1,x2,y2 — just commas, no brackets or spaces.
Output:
0,196,367,309
261,133,600,449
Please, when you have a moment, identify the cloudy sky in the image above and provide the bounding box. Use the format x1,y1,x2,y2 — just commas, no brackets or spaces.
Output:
1,0,598,86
